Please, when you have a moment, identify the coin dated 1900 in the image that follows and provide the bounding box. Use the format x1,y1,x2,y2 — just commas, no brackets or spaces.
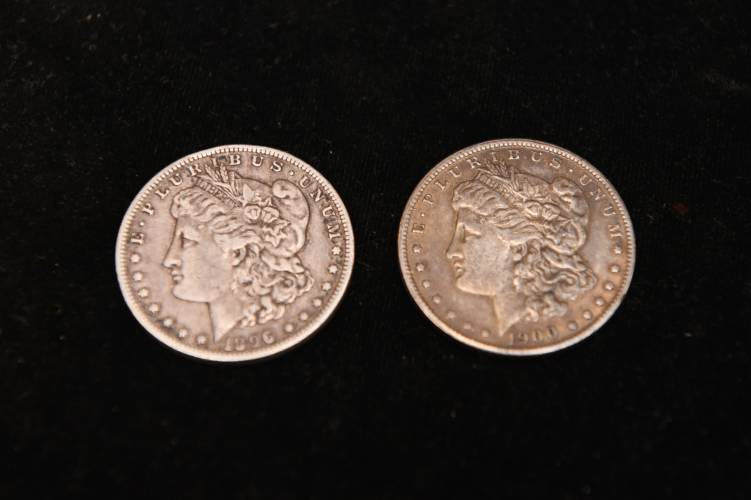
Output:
116,145,354,361
398,139,635,355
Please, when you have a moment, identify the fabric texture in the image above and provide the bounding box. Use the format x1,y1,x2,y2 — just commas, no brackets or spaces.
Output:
1,1,749,498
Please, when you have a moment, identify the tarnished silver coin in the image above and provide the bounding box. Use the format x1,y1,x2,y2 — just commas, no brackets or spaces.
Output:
398,139,634,355
116,145,354,361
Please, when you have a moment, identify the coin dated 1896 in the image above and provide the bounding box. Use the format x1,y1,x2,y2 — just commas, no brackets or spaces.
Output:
116,145,354,361
399,139,635,355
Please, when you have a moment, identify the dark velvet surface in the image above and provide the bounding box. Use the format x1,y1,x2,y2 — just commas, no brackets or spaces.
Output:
1,1,750,498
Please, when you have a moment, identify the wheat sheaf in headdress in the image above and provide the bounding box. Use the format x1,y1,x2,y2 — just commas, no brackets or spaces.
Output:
190,164,311,257
473,159,551,209
191,165,272,208
471,158,590,254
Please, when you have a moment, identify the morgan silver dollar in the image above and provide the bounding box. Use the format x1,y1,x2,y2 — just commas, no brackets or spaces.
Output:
116,145,354,361
398,139,634,355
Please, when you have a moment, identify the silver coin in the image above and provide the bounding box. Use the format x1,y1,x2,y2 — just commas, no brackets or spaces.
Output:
116,145,354,361
398,139,635,355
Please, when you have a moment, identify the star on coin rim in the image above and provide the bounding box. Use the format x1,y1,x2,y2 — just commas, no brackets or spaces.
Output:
116,144,355,362
398,139,635,355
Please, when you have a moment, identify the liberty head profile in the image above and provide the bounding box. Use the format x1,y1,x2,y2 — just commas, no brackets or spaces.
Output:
163,165,313,341
446,160,597,336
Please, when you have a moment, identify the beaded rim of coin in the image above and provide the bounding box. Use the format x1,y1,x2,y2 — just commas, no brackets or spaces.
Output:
398,139,635,355
116,145,354,362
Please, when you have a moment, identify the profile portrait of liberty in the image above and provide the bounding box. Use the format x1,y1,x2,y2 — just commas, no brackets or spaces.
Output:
162,165,313,342
446,160,597,335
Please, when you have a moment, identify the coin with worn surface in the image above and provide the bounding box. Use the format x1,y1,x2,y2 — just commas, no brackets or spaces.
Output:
399,139,634,355
116,145,354,361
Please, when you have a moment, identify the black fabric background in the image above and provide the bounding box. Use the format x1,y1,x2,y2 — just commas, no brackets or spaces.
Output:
1,1,750,498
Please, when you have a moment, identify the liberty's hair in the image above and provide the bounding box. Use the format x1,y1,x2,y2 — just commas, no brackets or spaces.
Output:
170,187,313,326
452,176,596,321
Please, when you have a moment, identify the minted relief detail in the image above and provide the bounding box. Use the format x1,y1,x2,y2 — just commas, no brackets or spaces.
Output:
399,139,635,355
116,145,354,362
446,159,596,336
162,165,314,342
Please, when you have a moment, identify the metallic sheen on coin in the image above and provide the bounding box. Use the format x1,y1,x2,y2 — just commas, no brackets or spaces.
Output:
116,145,354,361
398,139,634,355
